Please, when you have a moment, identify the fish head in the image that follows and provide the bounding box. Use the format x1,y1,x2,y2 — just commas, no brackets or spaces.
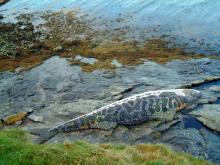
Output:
180,89,201,108
181,89,201,101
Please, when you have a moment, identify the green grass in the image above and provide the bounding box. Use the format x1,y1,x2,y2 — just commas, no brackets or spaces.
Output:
0,129,213,165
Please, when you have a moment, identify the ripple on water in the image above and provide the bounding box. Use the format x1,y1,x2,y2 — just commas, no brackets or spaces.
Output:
1,0,220,55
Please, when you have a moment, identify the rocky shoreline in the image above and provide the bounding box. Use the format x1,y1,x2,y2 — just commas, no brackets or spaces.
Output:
0,55,220,163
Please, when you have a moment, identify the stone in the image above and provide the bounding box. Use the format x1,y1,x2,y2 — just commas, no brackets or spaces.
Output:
4,112,28,125
156,128,206,157
111,59,122,67
74,55,98,64
200,128,220,163
28,115,44,122
190,104,220,132
197,58,211,65
209,86,220,92
53,46,63,52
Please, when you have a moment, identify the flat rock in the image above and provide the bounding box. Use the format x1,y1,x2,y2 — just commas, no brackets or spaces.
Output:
74,55,98,64
190,104,220,132
28,115,44,122
156,128,206,157
200,129,220,163
209,86,220,92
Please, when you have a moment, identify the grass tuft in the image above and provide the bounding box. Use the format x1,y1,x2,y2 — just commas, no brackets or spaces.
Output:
0,129,213,165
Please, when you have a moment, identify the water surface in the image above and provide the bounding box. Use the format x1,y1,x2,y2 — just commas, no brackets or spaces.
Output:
1,0,220,54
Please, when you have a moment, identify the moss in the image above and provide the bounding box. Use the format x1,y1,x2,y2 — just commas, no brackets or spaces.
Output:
65,39,207,71
3,112,28,125
0,21,54,72
0,53,52,72
70,59,115,72
0,129,213,165
1,11,220,73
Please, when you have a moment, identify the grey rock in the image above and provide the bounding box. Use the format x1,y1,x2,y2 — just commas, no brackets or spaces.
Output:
74,55,98,64
200,129,220,163
28,115,44,122
111,59,123,67
156,128,206,157
209,86,220,92
190,104,220,132
53,46,63,51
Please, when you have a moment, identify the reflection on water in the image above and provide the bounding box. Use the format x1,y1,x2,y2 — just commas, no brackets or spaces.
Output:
1,0,220,55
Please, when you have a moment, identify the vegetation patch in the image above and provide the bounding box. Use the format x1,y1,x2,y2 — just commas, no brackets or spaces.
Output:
1,11,219,72
0,129,213,165
0,22,53,72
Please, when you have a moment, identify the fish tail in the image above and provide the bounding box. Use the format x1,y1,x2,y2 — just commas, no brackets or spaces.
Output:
29,128,57,144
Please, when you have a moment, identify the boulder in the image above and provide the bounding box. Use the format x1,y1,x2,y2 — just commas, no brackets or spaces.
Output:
190,104,220,132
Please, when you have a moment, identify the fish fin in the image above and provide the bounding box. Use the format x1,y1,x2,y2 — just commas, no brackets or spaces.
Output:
89,121,118,130
153,119,181,132
29,128,57,144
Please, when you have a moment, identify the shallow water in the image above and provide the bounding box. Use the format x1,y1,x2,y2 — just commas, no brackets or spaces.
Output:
183,116,203,130
1,0,220,54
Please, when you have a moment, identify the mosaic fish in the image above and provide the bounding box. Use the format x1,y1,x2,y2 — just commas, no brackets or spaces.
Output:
34,89,201,143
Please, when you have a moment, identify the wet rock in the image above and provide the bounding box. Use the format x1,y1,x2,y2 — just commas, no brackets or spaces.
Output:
196,58,211,65
190,104,220,132
197,89,218,105
209,86,220,92
198,97,218,105
200,129,220,163
156,128,206,157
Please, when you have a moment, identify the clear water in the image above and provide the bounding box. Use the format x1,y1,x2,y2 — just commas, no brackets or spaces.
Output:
1,0,220,55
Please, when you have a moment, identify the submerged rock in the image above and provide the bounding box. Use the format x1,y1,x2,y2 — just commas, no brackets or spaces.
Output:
190,104,220,132
209,86,220,92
